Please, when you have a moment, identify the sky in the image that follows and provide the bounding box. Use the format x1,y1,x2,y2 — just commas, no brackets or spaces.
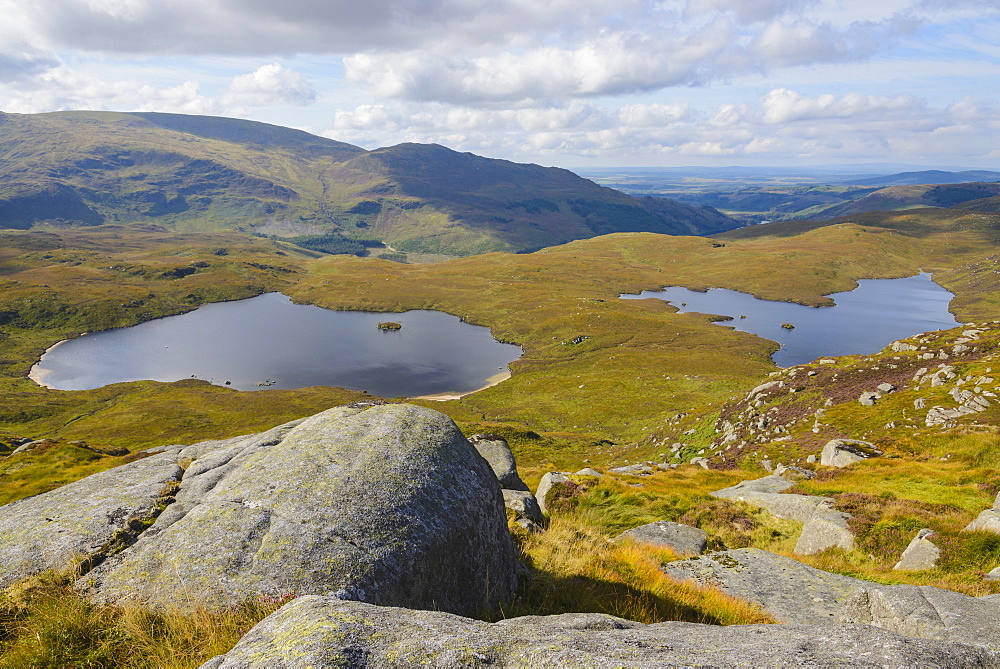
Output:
0,0,998,169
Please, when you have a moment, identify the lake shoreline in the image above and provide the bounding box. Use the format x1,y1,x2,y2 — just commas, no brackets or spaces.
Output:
409,370,512,401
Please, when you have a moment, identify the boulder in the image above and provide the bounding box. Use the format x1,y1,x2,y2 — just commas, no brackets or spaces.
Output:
70,404,519,614
575,468,602,477
893,528,941,571
502,489,544,526
820,439,882,468
964,493,1000,535
535,472,569,515
468,434,528,491
794,506,855,555
201,596,1000,668
859,391,880,406
613,521,707,557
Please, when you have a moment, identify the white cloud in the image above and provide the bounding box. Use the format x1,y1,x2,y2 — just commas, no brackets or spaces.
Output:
223,63,315,107
0,62,315,116
323,87,997,166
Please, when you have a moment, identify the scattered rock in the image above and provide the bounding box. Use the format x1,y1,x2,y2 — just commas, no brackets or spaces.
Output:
574,468,602,477
986,567,1000,581
893,529,941,571
468,434,528,491
609,463,653,475
891,341,918,352
613,521,707,557
820,439,883,468
795,505,856,555
877,382,897,393
71,404,520,614
202,596,1000,668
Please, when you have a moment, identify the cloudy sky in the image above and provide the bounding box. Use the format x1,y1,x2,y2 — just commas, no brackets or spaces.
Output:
1,0,998,168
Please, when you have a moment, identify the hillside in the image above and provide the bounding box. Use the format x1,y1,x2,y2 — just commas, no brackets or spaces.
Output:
0,111,737,255
2,206,1000,664
813,182,1000,219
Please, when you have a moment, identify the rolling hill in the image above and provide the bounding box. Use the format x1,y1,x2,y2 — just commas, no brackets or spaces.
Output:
0,111,738,255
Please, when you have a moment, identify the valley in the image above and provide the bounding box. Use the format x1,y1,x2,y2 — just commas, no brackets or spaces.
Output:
1,114,1000,665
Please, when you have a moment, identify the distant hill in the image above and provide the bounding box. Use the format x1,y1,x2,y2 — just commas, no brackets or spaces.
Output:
811,182,1000,220
0,111,738,255
847,169,1000,187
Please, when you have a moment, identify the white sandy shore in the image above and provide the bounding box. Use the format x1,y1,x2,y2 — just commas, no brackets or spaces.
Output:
409,370,512,401
27,337,75,388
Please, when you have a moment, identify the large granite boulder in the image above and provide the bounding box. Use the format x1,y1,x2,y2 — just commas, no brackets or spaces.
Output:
202,596,1000,667
0,403,519,615
613,521,707,557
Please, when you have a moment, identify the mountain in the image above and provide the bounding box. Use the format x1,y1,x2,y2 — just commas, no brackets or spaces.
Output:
0,111,738,255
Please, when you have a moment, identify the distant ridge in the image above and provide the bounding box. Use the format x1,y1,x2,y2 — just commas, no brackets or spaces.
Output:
847,170,1000,188
0,111,739,255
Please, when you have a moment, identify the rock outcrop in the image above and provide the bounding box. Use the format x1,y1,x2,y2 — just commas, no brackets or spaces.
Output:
842,585,1000,649
661,548,865,625
202,596,1000,668
0,448,186,589
663,548,1000,650
613,521,707,557
710,474,854,555
0,404,520,615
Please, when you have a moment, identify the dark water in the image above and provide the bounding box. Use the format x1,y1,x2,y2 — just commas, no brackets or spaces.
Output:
621,273,959,367
31,293,522,397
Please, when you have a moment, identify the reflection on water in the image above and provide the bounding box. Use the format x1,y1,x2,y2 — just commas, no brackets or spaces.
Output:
31,292,522,397
621,273,959,367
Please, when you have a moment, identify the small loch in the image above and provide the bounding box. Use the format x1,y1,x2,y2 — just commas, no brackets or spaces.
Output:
621,273,959,366
30,292,522,398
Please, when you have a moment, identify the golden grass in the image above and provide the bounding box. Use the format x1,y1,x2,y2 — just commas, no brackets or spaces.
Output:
0,573,287,668
501,513,773,626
